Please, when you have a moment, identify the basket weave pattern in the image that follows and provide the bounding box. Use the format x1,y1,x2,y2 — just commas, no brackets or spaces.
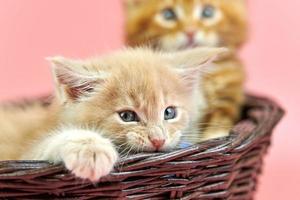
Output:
0,95,284,199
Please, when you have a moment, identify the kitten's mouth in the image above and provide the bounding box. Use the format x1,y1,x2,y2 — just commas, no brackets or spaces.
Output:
142,146,165,152
178,39,221,50
179,42,200,50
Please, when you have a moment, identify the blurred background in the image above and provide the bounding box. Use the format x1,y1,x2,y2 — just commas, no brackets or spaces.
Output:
0,0,298,199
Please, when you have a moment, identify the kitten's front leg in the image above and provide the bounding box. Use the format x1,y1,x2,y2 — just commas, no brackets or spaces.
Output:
22,128,118,182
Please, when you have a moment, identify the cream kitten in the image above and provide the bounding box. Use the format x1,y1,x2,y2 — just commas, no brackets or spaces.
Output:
0,47,226,181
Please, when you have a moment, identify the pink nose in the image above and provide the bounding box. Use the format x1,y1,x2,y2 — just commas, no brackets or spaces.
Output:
186,31,195,42
150,139,165,149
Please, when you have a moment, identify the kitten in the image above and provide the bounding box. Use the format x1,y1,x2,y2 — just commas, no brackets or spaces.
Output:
125,0,247,140
0,47,226,181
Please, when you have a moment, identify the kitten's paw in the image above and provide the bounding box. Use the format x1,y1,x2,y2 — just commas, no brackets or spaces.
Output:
60,130,118,182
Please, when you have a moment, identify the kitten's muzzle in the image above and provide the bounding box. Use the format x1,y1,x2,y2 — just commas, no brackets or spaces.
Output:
185,31,195,44
148,126,166,150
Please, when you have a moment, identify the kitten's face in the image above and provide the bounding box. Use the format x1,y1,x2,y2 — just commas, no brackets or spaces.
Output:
126,0,247,51
50,48,225,152
76,60,192,152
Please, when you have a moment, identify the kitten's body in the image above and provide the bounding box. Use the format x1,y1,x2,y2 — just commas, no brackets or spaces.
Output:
0,102,56,160
0,47,225,181
125,0,247,140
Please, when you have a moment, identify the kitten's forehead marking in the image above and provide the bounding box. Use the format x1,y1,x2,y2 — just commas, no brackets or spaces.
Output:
175,5,185,20
142,90,166,122
119,79,168,123
193,3,202,20
173,0,223,24
174,0,199,19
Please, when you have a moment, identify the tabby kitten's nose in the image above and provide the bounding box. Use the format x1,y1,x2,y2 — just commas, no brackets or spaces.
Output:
150,139,165,149
186,31,195,39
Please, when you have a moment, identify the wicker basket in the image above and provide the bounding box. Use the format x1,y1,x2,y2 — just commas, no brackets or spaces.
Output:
0,95,284,199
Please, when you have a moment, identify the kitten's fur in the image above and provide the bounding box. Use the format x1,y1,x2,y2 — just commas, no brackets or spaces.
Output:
0,47,225,181
125,0,247,140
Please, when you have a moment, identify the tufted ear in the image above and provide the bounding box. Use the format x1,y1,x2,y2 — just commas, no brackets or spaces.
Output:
48,57,108,104
175,67,203,94
166,47,228,93
165,47,228,69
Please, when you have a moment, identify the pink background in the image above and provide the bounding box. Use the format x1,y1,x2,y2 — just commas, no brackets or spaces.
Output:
0,0,299,199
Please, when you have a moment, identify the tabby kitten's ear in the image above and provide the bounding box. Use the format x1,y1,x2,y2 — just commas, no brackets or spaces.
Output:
48,57,107,103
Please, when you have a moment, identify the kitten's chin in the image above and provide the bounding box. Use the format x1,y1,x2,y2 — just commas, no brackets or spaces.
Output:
178,43,201,50
158,37,221,51
158,42,216,52
178,41,221,50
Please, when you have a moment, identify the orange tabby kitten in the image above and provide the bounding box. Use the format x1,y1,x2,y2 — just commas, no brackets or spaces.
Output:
0,47,225,181
125,0,247,140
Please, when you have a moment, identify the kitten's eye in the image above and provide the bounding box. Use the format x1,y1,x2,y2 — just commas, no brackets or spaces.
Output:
161,8,177,21
164,106,177,120
119,111,139,122
201,4,215,19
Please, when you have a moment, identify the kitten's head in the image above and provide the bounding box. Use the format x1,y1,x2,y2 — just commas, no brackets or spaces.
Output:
49,47,226,152
125,0,247,51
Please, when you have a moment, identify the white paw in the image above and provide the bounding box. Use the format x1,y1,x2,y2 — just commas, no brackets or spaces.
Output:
59,130,118,182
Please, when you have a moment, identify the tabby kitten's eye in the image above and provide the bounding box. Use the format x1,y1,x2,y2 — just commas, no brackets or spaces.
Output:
201,4,215,19
164,106,177,120
119,111,139,122
161,8,177,20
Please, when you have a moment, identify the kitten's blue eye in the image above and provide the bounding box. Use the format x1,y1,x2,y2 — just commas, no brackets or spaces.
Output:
202,5,215,19
162,8,177,20
164,107,177,120
119,111,139,122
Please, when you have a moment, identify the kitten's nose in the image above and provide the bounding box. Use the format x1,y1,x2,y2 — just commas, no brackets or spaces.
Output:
185,31,195,42
150,139,165,149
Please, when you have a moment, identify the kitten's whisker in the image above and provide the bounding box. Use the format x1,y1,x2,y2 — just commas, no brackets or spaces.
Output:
119,144,130,152
116,143,129,151
119,146,130,156
122,145,134,161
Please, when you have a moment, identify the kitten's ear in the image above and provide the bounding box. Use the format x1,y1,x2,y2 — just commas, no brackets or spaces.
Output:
165,47,229,69
167,47,228,93
47,57,107,103
175,67,203,94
